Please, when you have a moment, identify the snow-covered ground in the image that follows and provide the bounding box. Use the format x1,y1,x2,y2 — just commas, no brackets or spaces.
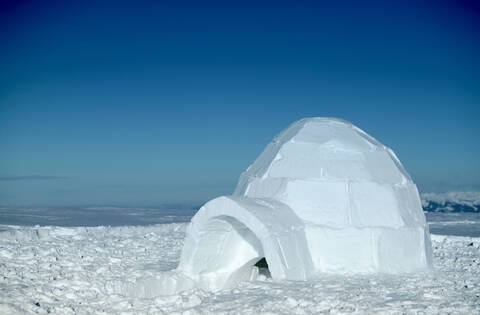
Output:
0,206,196,229
1,195,479,314
1,215,479,314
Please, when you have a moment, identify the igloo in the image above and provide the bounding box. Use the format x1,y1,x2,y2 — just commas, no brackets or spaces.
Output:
177,117,433,291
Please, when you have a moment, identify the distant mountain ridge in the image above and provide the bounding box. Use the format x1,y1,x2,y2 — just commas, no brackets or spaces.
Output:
421,191,480,212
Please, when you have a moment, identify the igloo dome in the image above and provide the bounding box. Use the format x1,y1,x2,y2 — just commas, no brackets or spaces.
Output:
177,118,432,291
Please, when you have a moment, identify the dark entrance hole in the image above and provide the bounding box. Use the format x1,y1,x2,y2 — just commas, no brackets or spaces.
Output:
254,258,271,278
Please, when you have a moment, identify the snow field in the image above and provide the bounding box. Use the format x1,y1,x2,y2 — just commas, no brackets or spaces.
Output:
0,223,479,314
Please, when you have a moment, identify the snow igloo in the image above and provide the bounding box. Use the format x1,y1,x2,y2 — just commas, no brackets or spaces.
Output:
177,117,433,290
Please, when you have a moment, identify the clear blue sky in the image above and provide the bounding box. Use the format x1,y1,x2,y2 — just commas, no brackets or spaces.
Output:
1,0,479,207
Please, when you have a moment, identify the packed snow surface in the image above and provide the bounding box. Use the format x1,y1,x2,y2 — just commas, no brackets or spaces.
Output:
0,222,479,314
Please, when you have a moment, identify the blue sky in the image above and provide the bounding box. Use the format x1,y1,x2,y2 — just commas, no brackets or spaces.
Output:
0,1,479,206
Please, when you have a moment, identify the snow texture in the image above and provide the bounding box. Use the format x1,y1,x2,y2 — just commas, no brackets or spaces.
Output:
177,118,432,292
0,223,478,314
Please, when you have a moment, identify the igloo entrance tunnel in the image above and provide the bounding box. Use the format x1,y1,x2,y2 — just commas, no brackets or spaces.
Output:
177,117,433,291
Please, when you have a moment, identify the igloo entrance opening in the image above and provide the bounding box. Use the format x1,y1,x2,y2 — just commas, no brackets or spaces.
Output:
187,215,269,290
178,195,317,288
254,257,271,278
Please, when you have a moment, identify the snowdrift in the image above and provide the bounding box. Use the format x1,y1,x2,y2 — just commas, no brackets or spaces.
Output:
177,117,433,291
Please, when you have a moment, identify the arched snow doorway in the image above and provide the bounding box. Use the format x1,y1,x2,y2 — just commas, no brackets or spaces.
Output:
177,196,314,291
183,215,266,290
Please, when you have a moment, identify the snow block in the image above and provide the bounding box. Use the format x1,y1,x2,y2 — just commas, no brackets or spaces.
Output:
177,117,432,291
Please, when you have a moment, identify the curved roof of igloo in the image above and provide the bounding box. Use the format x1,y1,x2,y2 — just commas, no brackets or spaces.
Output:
235,117,412,195
233,117,425,228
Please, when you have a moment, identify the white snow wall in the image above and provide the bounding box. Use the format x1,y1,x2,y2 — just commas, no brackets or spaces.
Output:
178,118,433,291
